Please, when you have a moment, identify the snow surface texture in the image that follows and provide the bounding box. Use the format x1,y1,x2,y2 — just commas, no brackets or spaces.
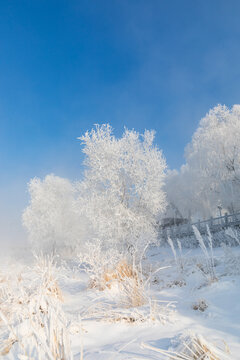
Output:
0,239,239,359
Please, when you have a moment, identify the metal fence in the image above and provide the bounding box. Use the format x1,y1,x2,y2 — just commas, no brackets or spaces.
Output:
159,212,240,240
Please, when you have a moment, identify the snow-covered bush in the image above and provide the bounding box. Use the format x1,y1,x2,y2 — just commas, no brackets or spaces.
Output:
78,239,122,290
78,239,174,323
23,174,90,252
77,124,167,253
79,250,175,324
78,239,148,307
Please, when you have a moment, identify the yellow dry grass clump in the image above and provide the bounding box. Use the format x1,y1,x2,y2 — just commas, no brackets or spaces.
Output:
89,259,138,290
90,259,147,308
103,260,138,287
45,275,64,302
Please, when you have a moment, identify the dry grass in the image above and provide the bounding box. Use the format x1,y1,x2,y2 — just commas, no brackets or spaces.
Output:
0,254,74,360
102,259,149,308
80,245,174,323
192,299,208,312
89,259,138,290
103,260,138,287
42,274,63,302
88,258,147,307
80,254,176,325
193,226,218,284
141,333,231,360
34,253,64,302
0,335,17,356
82,297,175,325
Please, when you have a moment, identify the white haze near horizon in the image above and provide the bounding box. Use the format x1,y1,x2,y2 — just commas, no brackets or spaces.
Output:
0,159,86,247
0,181,28,247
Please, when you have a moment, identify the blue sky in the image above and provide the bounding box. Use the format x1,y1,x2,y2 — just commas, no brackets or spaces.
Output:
1,0,240,242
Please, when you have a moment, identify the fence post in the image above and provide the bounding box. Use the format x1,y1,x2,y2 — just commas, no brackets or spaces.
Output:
234,212,237,222
210,216,213,228
165,228,168,241
198,219,201,231
174,225,178,238
225,212,228,227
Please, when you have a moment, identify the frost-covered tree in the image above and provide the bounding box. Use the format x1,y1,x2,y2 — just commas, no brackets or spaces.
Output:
166,104,240,220
77,124,167,252
23,125,167,253
23,174,90,251
166,165,212,221
186,104,240,214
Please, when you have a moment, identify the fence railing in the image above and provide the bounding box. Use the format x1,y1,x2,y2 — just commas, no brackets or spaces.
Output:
159,212,240,240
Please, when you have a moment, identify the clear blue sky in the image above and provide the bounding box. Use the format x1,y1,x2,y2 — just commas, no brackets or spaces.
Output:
1,0,240,242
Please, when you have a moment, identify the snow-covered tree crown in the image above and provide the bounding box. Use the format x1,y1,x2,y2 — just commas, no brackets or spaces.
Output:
78,124,166,215
23,124,167,252
166,104,240,219
77,124,167,250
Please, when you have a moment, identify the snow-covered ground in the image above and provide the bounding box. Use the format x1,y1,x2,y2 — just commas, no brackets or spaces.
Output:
0,243,240,359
